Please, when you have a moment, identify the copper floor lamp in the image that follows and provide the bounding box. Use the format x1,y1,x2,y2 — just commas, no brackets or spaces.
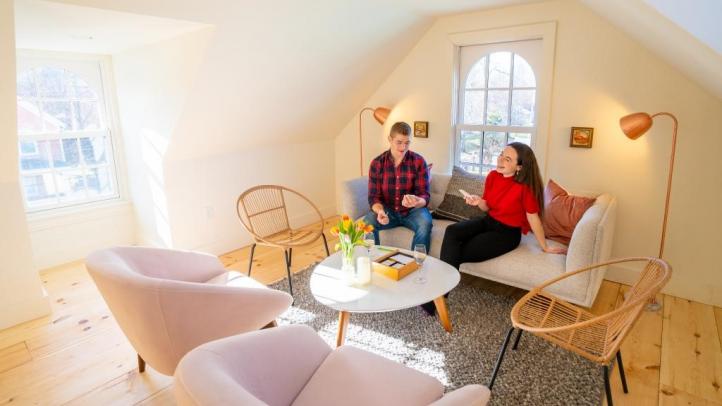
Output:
619,112,678,311
358,106,391,176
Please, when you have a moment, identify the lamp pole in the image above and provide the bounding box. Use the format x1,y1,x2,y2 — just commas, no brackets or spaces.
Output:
652,112,678,258
358,107,375,177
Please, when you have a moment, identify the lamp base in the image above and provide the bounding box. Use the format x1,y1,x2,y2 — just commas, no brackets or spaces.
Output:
644,298,662,312
622,290,663,312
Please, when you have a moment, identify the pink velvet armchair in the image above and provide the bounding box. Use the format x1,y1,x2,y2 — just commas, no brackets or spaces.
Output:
86,246,293,376
174,324,490,406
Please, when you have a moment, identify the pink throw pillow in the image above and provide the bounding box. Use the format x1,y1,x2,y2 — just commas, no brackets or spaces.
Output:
542,179,595,245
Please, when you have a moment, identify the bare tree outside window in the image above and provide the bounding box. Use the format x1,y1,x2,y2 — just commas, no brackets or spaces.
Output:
16,58,119,212
456,48,538,175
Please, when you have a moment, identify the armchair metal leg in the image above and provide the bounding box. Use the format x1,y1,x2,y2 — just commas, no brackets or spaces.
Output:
603,365,613,406
512,328,523,350
616,350,629,393
321,232,330,256
288,248,293,267
247,243,256,277
489,327,515,390
284,249,294,297
137,353,146,373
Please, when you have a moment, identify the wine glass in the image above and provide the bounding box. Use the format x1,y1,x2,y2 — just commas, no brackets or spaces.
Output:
364,232,375,255
413,244,427,284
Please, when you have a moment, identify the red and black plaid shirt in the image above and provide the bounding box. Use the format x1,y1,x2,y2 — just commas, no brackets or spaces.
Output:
368,150,430,215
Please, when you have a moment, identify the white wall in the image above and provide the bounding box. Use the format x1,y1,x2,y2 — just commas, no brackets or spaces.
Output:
112,26,337,255
335,0,722,307
0,0,50,329
113,27,215,248
27,203,134,270
165,141,337,254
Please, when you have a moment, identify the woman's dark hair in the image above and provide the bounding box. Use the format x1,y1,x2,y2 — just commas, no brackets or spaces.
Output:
508,142,544,216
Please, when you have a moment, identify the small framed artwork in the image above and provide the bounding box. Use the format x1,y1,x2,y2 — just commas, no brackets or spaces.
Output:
414,121,429,138
570,127,594,148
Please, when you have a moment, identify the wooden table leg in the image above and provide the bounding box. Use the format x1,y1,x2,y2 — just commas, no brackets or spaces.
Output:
336,311,350,347
433,296,452,333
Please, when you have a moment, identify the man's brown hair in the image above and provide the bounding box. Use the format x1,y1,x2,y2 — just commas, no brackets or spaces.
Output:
389,122,412,137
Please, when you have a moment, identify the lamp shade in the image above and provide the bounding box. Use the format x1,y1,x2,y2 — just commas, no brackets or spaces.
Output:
372,107,391,125
619,112,653,140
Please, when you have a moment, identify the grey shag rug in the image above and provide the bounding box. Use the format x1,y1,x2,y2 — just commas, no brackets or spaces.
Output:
271,267,603,406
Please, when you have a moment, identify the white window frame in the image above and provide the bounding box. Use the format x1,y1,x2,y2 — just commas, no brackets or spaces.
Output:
449,22,557,176
16,50,128,216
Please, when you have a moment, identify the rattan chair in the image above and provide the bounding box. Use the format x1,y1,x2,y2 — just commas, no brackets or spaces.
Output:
488,257,671,406
236,185,330,296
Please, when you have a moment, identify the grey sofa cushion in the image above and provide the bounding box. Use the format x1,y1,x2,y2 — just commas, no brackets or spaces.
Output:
434,166,485,221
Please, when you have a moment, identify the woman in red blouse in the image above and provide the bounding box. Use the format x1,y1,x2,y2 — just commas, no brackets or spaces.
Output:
439,142,566,270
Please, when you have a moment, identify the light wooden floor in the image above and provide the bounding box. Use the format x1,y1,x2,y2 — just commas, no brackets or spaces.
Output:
1,215,720,405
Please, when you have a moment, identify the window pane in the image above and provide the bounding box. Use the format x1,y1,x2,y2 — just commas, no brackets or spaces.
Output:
19,140,38,155
486,90,509,126
459,131,481,165
465,57,486,88
42,101,72,131
37,67,68,98
73,101,101,130
463,90,485,125
86,166,115,197
509,133,532,145
20,140,52,170
17,72,37,97
510,89,536,126
17,99,43,133
482,131,506,174
513,54,536,88
56,170,87,203
22,174,56,207
52,138,81,168
69,74,96,98
80,137,108,164
460,163,480,174
488,52,511,88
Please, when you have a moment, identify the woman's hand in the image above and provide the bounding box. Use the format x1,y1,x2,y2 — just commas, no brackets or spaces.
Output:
543,245,567,255
464,194,481,206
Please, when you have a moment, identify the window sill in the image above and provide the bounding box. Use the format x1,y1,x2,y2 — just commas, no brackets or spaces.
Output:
27,199,134,232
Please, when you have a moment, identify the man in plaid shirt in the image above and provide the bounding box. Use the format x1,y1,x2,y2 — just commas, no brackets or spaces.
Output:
363,122,432,251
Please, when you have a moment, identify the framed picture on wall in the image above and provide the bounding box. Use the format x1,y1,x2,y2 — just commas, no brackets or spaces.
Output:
570,127,594,148
414,121,429,138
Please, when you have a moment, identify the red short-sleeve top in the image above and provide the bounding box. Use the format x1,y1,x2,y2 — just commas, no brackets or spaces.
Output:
482,170,539,234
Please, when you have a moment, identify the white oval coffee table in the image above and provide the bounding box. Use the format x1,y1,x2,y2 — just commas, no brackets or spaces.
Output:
310,247,460,346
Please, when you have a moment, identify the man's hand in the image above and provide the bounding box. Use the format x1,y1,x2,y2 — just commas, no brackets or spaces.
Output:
543,246,567,255
377,210,390,225
464,194,481,206
402,194,419,208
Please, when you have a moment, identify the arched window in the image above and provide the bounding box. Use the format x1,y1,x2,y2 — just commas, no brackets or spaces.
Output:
16,56,120,212
456,45,539,174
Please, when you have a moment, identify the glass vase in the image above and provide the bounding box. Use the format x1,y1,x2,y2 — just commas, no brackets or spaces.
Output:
341,248,356,286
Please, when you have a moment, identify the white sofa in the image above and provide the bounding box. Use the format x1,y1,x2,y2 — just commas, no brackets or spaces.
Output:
340,174,617,307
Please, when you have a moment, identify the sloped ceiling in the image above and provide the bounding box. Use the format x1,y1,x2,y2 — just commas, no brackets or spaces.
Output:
580,0,722,101
17,0,540,160
15,0,722,160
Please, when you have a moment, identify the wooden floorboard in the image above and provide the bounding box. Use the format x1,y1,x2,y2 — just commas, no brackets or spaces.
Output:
0,214,718,405
660,296,722,405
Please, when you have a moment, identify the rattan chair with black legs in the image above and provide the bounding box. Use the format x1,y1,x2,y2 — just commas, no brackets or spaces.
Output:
488,257,671,406
236,185,330,297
